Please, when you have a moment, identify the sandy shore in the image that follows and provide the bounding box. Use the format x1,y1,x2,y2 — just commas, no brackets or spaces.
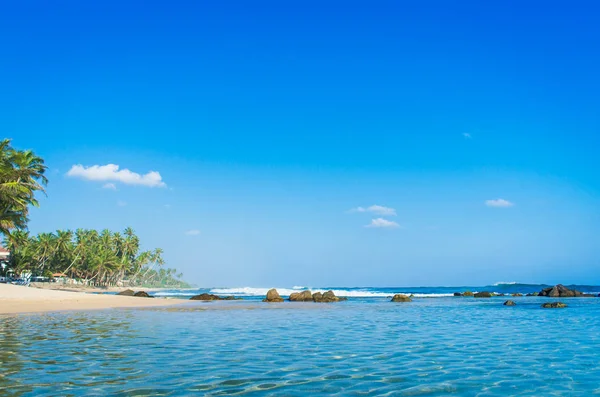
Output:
0,283,185,315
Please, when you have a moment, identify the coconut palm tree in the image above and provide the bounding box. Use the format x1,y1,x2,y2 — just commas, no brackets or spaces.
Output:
0,139,47,235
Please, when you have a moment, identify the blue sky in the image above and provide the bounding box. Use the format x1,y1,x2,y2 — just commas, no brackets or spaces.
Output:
2,1,600,286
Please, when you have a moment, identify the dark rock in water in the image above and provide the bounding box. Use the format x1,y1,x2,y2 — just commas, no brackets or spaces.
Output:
503,300,517,306
189,293,240,301
133,291,152,298
453,292,462,297
190,293,220,301
582,294,596,298
598,293,600,298
263,288,284,302
391,294,412,302
462,291,474,297
474,291,492,298
541,302,567,308
289,290,313,302
526,292,539,297
117,289,135,296
314,290,342,302
511,293,523,297
539,284,582,298
496,293,505,297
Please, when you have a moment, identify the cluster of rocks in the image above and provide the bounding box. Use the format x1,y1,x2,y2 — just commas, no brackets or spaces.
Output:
538,284,592,297
189,293,241,301
117,289,153,298
263,289,348,303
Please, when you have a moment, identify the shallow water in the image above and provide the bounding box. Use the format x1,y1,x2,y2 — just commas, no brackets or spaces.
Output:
2,297,600,396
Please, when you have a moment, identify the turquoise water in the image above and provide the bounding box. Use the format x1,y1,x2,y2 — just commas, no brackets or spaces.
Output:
2,295,600,396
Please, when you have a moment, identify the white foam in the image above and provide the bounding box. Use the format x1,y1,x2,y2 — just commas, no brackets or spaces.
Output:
493,281,519,286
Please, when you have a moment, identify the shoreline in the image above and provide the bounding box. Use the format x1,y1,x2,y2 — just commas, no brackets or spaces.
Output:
0,283,186,315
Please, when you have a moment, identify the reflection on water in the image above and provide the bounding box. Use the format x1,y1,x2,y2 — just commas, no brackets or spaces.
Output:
2,298,600,396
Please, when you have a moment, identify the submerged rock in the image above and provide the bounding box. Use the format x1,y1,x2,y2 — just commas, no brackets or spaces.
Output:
117,289,135,296
462,291,474,297
541,302,567,309
391,294,412,302
289,290,313,302
453,292,462,297
526,292,539,297
263,288,284,302
189,293,240,301
474,291,492,298
133,291,152,298
539,284,582,298
511,293,523,297
503,300,517,306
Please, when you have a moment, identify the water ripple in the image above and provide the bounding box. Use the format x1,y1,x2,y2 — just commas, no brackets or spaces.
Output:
1,297,600,396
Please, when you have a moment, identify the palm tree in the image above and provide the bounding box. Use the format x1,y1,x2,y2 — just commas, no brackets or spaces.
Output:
0,139,47,235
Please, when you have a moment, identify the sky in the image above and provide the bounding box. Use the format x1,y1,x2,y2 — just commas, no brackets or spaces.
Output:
2,1,600,287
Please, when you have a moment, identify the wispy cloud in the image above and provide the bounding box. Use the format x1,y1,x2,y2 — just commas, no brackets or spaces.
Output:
463,133,472,139
185,229,200,236
67,164,166,188
117,200,127,207
485,199,514,208
350,205,396,216
103,183,117,190
365,218,400,228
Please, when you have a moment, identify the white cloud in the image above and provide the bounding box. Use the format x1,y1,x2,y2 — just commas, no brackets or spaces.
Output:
185,229,200,236
485,199,514,208
67,164,166,188
463,133,472,139
103,183,117,190
365,218,400,228
117,200,127,207
350,205,396,216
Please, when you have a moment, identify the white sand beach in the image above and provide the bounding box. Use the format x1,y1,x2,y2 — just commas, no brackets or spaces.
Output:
0,283,184,314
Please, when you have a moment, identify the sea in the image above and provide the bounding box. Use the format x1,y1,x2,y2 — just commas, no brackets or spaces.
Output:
2,283,600,396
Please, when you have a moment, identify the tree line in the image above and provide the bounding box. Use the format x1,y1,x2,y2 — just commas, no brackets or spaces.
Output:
0,138,189,288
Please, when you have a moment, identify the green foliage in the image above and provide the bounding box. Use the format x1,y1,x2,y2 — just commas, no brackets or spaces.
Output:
3,227,189,288
0,139,47,235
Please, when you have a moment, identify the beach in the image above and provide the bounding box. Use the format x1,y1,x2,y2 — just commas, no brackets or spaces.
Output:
0,283,184,314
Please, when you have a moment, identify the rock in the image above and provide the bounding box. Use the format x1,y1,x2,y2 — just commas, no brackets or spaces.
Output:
526,292,539,297
289,290,313,302
539,284,582,298
453,292,462,296
263,288,284,302
391,294,412,302
511,293,523,297
133,291,152,298
462,291,474,297
496,293,505,297
582,294,596,298
117,289,135,296
313,290,340,302
223,296,242,300
541,302,567,309
190,293,224,301
503,300,517,306
474,291,492,298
